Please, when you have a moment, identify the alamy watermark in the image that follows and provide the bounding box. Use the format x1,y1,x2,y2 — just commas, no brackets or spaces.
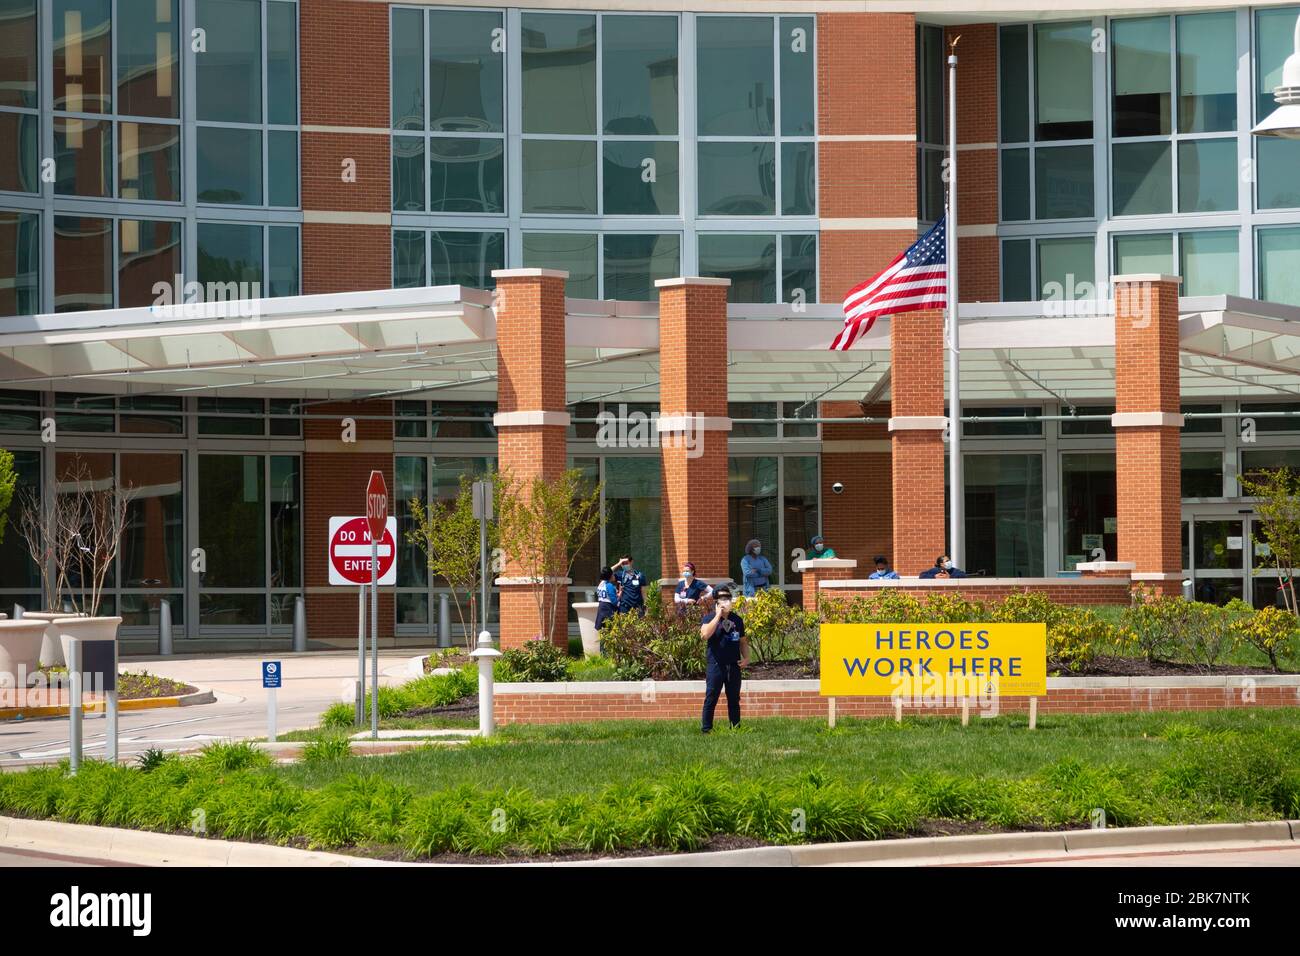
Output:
150,274,263,319
595,403,706,459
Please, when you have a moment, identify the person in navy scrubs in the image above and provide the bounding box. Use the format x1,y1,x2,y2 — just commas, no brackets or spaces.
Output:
674,562,713,611
699,586,748,732
612,555,648,616
594,567,619,631
918,554,967,579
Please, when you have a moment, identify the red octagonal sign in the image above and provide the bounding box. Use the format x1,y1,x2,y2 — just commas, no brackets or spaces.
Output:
328,516,397,586
366,470,389,542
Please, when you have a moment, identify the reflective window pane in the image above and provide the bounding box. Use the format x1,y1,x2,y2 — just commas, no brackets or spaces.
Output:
429,137,504,213
1256,6,1300,123
430,9,504,133
195,0,261,123
0,112,39,192
921,148,944,223
54,116,112,197
697,16,774,137
198,454,265,588
1176,12,1235,133
728,457,778,583
197,221,263,291
603,15,678,135
604,457,662,584
1178,138,1236,212
0,211,39,317
522,140,596,214
54,215,112,312
1114,232,1173,275
119,122,180,202
1113,140,1172,216
430,231,504,289
197,126,262,205
603,233,680,301
699,233,776,303
395,455,427,588
964,454,1044,577
999,24,1029,143
120,394,183,434
782,233,817,304
268,129,298,207
118,219,180,308
523,232,598,299
121,453,184,589
1257,138,1300,210
0,450,40,590
1037,236,1094,301
1001,239,1032,301
392,135,424,211
522,13,595,135
780,16,815,136
918,25,944,145
783,457,819,571
1035,22,1093,140
1258,226,1300,307
267,225,298,297
267,0,297,125
1112,16,1171,137
698,141,775,216
781,141,816,216
1034,145,1094,219
1182,450,1223,498
1180,230,1238,296
390,6,424,130
270,455,300,588
1000,148,1030,220
118,0,178,118
0,0,38,108
1061,452,1117,567
603,141,679,215
393,230,425,288
54,0,111,113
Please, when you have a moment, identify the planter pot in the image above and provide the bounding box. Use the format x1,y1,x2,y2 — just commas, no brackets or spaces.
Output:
573,602,601,658
19,612,79,668
56,616,121,669
0,620,48,685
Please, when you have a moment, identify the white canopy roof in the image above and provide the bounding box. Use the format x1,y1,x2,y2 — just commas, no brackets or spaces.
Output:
3,287,1300,405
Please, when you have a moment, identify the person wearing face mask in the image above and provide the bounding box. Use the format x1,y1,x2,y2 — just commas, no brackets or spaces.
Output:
869,555,900,580
808,535,836,559
674,562,713,610
919,554,967,579
740,539,773,597
612,555,648,616
699,586,748,732
594,567,619,632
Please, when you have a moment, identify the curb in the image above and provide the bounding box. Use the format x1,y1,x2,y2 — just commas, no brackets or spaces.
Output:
0,687,216,721
2,815,1294,868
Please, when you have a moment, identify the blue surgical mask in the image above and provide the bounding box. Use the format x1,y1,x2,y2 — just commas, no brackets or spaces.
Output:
682,570,693,579
753,547,761,556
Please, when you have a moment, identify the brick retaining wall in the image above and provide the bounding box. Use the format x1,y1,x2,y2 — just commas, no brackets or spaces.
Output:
493,677,1300,725
819,578,1134,607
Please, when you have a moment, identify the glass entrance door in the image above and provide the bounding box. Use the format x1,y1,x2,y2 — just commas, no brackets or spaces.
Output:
1189,518,1246,605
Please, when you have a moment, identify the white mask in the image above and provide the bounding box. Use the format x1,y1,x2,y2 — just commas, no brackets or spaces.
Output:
753,547,761,556
942,560,952,569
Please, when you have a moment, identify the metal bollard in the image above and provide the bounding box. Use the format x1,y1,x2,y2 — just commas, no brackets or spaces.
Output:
438,594,451,648
1182,578,1194,601
293,595,307,652
159,599,173,655
13,603,23,619
68,639,82,776
468,630,502,738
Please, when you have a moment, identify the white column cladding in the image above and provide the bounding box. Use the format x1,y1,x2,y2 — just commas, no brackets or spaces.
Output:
946,43,964,568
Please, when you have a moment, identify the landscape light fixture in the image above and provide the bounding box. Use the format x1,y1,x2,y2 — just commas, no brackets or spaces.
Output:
1253,15,1300,139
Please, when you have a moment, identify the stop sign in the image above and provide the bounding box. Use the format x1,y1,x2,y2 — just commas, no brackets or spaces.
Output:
366,470,388,542
328,516,397,586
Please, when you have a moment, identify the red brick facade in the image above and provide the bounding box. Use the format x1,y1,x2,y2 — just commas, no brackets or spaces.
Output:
819,400,892,567
819,581,1134,606
889,309,947,575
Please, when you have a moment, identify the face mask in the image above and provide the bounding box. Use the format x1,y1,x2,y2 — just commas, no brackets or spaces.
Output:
942,560,952,570
753,547,761,556
876,566,887,574
682,571,693,579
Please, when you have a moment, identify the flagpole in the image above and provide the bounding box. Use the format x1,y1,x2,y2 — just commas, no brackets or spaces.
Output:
946,38,964,569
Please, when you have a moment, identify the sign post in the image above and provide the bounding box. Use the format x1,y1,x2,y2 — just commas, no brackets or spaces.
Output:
326,513,397,726
356,587,365,726
366,471,388,740
472,480,493,635
68,639,82,776
263,660,281,741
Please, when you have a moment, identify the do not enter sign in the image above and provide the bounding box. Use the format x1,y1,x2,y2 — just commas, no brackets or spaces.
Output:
328,516,397,586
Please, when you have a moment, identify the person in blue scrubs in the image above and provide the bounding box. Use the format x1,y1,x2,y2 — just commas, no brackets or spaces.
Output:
918,554,966,579
594,567,619,631
868,555,900,579
673,562,713,611
612,555,648,616
740,539,773,597
699,586,748,732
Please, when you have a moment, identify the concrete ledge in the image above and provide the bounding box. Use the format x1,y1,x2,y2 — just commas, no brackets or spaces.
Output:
820,577,1128,588
1063,821,1293,850
796,558,859,571
0,686,215,721
493,675,1300,694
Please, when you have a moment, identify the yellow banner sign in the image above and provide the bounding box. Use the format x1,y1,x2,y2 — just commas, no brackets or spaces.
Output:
819,623,1047,697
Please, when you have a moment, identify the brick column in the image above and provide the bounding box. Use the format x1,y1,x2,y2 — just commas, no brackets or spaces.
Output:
1113,275,1184,596
492,269,570,649
889,309,947,575
797,559,858,614
304,401,394,646
657,278,731,596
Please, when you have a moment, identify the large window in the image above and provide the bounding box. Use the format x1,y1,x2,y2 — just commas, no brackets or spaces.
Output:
1257,226,1300,306
518,231,681,300
964,454,1043,577
916,24,947,224
0,210,39,316
197,221,300,297
393,229,506,290
0,0,39,195
1061,452,1117,569
1255,6,1300,211
195,0,298,207
1112,229,1239,296
54,214,182,311
1001,235,1095,302
698,232,816,304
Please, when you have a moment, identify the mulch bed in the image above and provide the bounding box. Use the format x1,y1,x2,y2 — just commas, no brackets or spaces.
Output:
1053,655,1287,677
423,653,473,672
400,698,479,719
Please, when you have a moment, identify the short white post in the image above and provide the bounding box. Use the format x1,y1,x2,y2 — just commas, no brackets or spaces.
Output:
356,586,365,727
267,686,278,742
1028,696,1038,730
469,629,501,738
827,696,837,728
894,696,903,724
105,638,119,763
960,696,970,727
68,639,82,776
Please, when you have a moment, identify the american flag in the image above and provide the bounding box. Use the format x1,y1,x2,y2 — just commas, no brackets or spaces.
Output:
830,215,948,351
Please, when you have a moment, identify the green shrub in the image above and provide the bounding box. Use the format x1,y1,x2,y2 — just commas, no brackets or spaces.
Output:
1232,604,1298,672
735,587,817,664
598,592,707,680
1122,593,1240,669
320,703,354,729
136,747,170,773
498,639,572,682
302,736,352,763
196,740,270,773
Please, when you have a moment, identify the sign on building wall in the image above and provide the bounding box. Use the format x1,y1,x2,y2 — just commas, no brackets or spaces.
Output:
819,623,1047,698
328,516,398,586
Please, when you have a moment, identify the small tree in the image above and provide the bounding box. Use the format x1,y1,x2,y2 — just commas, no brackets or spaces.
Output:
494,466,603,646
0,448,15,544
17,485,71,613
1241,467,1300,617
406,474,496,648
51,459,133,617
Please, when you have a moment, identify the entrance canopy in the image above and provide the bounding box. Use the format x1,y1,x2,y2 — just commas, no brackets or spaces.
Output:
3,287,1300,405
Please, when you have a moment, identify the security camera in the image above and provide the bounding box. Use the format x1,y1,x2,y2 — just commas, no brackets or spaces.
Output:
832,482,845,495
